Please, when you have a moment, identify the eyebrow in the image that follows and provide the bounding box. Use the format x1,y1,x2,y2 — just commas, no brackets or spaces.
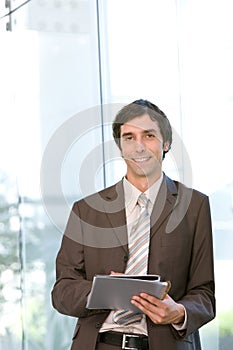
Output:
143,129,158,134
121,129,158,137
121,132,133,138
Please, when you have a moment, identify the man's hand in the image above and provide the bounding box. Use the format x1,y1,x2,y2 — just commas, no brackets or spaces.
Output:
131,293,185,325
110,271,124,276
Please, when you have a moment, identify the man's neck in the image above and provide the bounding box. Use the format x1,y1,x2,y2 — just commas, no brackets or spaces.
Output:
126,172,162,192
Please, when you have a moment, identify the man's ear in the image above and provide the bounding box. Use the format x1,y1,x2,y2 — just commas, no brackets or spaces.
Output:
163,141,170,152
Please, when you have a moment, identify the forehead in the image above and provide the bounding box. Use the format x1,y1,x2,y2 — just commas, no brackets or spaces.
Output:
120,113,160,134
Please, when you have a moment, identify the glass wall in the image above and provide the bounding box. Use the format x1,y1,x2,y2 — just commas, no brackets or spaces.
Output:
0,0,103,349
0,0,232,349
99,1,233,350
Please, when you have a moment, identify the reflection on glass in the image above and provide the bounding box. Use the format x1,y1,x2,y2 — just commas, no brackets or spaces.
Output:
0,172,22,349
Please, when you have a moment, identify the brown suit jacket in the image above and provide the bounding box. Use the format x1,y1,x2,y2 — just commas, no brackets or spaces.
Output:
51,175,215,350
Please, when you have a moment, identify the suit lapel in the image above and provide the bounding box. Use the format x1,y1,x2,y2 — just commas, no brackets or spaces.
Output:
150,175,178,237
100,176,178,248
102,180,128,251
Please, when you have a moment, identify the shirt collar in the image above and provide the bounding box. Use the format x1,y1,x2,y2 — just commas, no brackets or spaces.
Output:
123,174,164,214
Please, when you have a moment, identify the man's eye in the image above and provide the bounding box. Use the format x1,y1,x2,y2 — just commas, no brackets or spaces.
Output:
146,134,155,138
124,136,133,141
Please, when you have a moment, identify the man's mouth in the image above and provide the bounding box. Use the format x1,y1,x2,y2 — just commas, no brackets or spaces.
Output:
131,157,151,163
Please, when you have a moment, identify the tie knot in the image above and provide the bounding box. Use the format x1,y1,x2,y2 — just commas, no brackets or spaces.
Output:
137,193,149,208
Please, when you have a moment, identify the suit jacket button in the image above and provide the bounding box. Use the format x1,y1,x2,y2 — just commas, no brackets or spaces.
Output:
95,322,102,329
123,255,128,263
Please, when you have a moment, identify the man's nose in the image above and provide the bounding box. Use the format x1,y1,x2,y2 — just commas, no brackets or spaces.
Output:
135,139,146,152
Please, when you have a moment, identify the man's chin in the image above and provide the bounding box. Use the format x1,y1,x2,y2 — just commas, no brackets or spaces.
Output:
134,164,162,178
134,167,153,178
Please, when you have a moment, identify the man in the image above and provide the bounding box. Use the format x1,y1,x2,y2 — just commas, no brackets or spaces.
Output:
51,99,215,349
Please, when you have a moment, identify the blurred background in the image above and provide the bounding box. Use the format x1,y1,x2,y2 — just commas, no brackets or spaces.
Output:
0,0,233,349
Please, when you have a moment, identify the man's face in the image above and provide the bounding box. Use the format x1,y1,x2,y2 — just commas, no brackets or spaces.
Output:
120,113,169,184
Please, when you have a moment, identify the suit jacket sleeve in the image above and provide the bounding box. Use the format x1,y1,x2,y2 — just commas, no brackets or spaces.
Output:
172,195,215,338
51,202,107,318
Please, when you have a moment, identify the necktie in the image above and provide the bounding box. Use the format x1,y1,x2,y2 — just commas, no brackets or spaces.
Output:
113,193,150,326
